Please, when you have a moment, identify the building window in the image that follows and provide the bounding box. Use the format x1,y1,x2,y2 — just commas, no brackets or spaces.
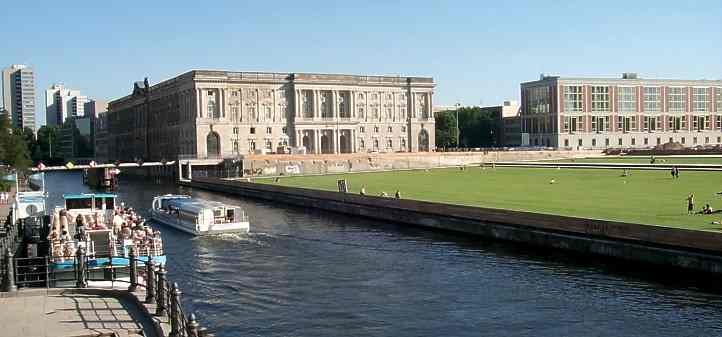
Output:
265,106,272,120
387,126,393,133
360,126,365,133
617,87,637,113
578,139,583,147
374,126,379,133
401,125,406,133
563,86,583,112
644,87,661,112
233,141,239,152
233,127,239,134
387,139,393,148
644,138,648,145
716,88,722,112
592,139,597,147
669,137,674,143
716,116,722,129
564,139,569,147
527,86,551,113
681,137,685,144
232,90,238,97
373,108,379,119
705,137,710,144
631,138,636,145
266,127,272,134
692,88,709,112
618,138,623,146
401,138,406,149
668,87,687,113
591,86,610,112
207,91,217,118
605,138,609,146
718,137,721,143
249,140,256,152
265,140,272,150
373,139,379,150
250,127,256,134
359,139,365,148
282,127,287,134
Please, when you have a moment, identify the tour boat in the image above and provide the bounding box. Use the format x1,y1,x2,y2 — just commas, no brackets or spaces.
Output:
150,194,250,236
50,193,166,270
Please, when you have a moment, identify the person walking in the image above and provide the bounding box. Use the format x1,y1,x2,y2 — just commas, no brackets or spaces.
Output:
0,192,5,204
394,190,401,199
360,185,366,196
687,193,695,215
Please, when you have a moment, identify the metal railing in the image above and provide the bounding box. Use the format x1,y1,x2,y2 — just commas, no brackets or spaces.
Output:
3,247,213,337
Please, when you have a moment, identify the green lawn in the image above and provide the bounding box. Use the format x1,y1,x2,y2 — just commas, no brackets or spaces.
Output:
259,167,722,232
548,156,722,165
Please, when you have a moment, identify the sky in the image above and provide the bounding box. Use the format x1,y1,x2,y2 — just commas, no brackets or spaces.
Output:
1,0,720,126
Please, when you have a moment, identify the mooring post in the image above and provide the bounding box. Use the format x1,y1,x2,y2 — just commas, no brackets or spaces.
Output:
145,259,155,304
187,313,200,337
156,265,167,316
169,282,182,337
76,246,87,288
3,248,17,292
128,246,137,292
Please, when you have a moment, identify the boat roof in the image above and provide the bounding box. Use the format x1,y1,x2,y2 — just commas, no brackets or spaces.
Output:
17,195,46,203
63,193,117,199
166,198,233,214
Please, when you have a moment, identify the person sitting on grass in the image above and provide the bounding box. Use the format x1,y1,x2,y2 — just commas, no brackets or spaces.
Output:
395,190,401,199
380,191,388,197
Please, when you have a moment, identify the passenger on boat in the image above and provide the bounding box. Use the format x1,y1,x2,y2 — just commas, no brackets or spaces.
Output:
120,224,132,240
112,211,123,235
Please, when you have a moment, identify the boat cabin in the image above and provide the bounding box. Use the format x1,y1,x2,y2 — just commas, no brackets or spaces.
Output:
63,193,117,214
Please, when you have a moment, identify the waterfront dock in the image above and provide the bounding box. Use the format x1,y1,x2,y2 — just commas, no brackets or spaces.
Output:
0,288,156,337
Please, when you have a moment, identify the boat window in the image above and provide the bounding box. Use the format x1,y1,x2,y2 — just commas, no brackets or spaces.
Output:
226,209,234,221
104,197,115,209
66,198,93,210
213,208,223,218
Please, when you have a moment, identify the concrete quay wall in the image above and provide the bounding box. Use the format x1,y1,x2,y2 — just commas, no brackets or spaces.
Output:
242,150,602,176
185,177,722,274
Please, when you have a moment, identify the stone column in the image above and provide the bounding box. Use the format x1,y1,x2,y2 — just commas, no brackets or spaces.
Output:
428,91,433,119
314,90,320,119
333,129,339,153
351,129,356,153
332,90,338,119
349,91,355,118
196,89,202,118
315,130,321,154
220,88,226,119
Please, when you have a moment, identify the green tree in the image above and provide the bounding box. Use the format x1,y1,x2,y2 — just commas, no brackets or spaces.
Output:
434,110,458,148
0,114,31,170
35,125,62,164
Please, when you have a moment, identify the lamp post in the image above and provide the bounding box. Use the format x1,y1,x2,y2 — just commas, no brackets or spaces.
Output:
455,103,461,150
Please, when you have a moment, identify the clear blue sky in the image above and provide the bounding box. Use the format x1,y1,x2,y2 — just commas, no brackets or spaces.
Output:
2,0,720,125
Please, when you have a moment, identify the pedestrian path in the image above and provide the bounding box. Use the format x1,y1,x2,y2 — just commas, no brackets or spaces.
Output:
0,290,158,337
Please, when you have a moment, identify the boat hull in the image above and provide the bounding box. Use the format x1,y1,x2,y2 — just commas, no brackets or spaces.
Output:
51,255,167,270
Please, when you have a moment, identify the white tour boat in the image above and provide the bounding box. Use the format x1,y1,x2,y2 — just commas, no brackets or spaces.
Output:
150,194,250,236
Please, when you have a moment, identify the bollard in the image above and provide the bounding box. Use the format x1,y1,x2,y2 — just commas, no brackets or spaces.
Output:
128,246,137,292
169,282,182,337
3,248,17,292
145,259,155,304
76,247,87,288
155,265,167,316
187,313,200,337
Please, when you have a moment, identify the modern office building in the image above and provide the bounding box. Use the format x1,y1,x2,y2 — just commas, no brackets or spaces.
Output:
105,70,436,161
521,73,722,148
486,100,522,147
45,84,90,125
1,65,37,132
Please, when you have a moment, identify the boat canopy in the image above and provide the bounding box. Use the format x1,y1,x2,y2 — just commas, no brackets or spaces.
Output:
63,193,117,199
164,198,228,215
63,193,117,211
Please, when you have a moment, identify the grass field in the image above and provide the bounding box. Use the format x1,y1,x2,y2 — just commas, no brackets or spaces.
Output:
548,156,722,165
259,167,722,232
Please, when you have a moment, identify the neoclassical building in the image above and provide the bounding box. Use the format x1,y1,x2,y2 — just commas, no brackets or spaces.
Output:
103,70,435,161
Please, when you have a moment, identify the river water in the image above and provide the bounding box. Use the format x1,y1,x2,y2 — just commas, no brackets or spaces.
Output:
45,172,722,337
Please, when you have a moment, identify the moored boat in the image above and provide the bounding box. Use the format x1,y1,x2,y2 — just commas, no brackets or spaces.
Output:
49,193,166,270
150,194,250,235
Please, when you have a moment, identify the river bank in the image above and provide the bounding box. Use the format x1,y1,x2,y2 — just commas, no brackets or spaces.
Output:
183,176,722,274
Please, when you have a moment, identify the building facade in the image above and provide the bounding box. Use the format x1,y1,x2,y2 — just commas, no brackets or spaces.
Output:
1,65,36,132
45,84,89,125
105,70,436,162
521,74,722,149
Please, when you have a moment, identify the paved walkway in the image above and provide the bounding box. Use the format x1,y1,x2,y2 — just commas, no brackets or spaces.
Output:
0,290,158,337
0,188,15,220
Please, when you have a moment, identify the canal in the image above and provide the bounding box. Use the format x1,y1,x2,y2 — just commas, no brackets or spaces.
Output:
46,172,722,337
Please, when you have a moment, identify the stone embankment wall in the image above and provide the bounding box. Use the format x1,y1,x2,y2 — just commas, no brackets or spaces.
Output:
184,177,722,274
242,150,602,176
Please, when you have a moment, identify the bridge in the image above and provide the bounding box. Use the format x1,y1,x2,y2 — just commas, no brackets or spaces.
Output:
31,159,224,171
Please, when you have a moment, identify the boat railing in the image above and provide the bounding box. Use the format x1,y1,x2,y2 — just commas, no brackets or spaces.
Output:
3,248,214,336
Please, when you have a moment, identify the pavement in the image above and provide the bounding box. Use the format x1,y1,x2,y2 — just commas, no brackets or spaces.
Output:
0,188,14,221
0,290,159,337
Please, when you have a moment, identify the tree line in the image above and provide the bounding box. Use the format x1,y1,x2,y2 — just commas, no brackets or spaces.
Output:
0,114,63,171
434,106,501,148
